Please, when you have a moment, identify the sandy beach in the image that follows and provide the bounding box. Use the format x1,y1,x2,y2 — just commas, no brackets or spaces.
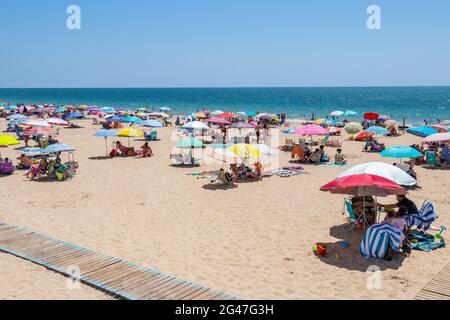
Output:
0,119,449,300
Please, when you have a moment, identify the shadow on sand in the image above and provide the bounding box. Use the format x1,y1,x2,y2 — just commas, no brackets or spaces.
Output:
315,223,407,272
88,156,112,161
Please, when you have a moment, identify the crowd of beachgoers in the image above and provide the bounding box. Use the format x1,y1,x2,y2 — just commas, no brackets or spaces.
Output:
0,101,449,299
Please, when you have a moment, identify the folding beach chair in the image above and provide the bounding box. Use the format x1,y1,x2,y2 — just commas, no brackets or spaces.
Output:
343,199,368,231
425,151,438,167
442,148,450,166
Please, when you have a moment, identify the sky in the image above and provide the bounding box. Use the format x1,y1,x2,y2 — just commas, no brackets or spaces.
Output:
0,0,449,88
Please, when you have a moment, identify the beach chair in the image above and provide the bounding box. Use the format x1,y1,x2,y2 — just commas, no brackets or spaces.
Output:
151,131,158,141
0,161,14,175
343,199,367,231
405,200,438,231
425,151,438,167
441,148,450,166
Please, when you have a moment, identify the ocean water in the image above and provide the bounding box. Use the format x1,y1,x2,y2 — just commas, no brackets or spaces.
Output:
1,87,449,123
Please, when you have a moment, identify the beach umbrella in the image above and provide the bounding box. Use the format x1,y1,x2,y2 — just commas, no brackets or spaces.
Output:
423,132,450,144
0,134,20,146
329,111,343,117
159,107,171,111
210,110,225,116
204,118,232,125
148,112,170,118
407,126,438,137
256,113,276,119
54,107,67,113
120,116,143,124
385,120,398,127
41,144,75,154
364,126,389,135
182,121,210,131
108,115,125,122
6,114,28,120
364,112,380,121
21,119,51,127
431,125,449,133
343,110,357,117
66,112,84,119
4,105,17,110
217,112,236,119
17,147,44,156
439,120,450,126
320,174,406,197
230,122,254,129
118,128,144,138
344,122,363,134
94,130,118,156
355,132,374,141
315,119,326,125
254,144,278,155
23,127,57,136
176,137,204,149
46,118,69,126
294,125,328,136
246,111,257,117
229,144,262,161
209,148,242,165
337,162,417,187
380,145,423,161
142,119,164,128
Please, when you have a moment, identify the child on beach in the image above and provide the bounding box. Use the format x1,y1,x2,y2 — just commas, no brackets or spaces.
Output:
140,142,153,157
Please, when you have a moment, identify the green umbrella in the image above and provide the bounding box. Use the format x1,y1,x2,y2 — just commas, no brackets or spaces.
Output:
176,137,204,149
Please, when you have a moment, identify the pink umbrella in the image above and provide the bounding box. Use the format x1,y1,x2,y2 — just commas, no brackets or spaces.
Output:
294,124,329,136
204,118,232,125
423,132,450,143
431,125,449,133
23,126,57,136
249,121,259,127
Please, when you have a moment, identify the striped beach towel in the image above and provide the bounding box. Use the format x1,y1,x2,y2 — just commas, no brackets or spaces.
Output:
360,223,402,259
405,201,438,231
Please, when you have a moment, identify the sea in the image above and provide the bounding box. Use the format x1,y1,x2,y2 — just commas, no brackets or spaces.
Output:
1,87,450,124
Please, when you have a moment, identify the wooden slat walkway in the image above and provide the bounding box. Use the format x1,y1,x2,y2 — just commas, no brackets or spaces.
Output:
415,261,450,300
0,220,239,300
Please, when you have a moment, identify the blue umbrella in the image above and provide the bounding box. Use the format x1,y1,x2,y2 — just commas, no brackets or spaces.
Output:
94,130,118,156
120,116,143,124
142,119,163,128
4,105,17,110
8,119,27,127
159,107,171,111
17,147,44,156
407,126,438,137
41,144,75,153
380,145,423,160
365,126,389,135
107,115,124,122
67,112,84,119
6,114,28,120
246,111,257,117
343,110,357,117
94,130,118,137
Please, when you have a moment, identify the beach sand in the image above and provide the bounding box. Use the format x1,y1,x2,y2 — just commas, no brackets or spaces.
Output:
0,119,449,300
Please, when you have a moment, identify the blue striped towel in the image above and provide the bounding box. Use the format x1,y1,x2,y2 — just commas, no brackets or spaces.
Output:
360,223,402,259
405,201,438,231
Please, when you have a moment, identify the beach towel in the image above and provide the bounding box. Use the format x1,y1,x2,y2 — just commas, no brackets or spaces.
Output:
408,232,446,252
326,163,348,167
272,166,306,178
360,223,402,259
405,201,438,231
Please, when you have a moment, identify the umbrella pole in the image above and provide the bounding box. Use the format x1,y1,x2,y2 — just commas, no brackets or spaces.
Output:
105,137,108,157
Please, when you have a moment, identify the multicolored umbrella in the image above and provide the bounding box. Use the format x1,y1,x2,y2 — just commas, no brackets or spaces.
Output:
344,122,363,134
21,119,51,127
204,118,232,125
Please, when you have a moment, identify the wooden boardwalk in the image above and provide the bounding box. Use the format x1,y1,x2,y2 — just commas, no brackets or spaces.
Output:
415,261,450,300
0,220,238,300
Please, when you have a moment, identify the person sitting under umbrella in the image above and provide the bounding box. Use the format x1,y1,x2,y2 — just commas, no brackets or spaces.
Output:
16,154,32,170
47,135,59,145
380,195,419,216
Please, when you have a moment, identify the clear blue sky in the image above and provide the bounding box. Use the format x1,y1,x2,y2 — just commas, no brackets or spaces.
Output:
1,0,449,88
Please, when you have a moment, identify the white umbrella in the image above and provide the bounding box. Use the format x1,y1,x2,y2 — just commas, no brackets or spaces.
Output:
337,161,417,186
46,118,69,126
182,121,210,131
329,111,343,117
21,119,51,127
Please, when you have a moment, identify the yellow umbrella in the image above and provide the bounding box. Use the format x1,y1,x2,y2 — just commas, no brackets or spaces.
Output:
118,128,144,147
315,118,325,125
118,128,144,138
0,135,20,145
196,112,207,119
229,144,262,160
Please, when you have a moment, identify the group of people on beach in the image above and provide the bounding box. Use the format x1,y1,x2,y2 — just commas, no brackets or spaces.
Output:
109,141,153,158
